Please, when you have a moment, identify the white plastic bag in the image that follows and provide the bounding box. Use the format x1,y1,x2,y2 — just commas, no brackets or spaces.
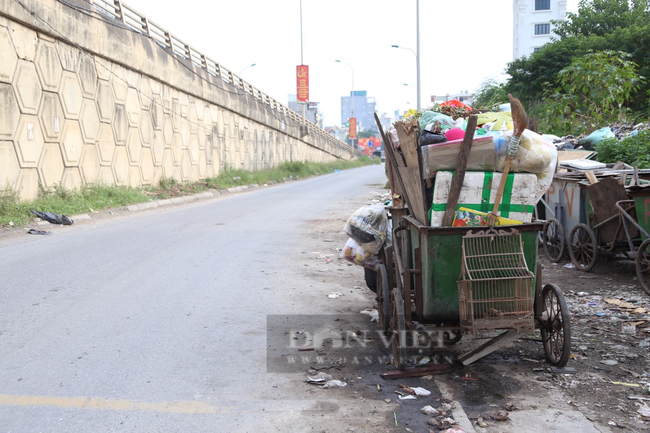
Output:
344,204,388,254
341,238,381,269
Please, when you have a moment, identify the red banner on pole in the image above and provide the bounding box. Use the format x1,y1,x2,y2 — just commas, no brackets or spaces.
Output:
349,117,357,139
296,65,309,102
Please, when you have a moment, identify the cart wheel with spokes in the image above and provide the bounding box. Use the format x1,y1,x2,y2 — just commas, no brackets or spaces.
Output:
543,218,565,262
540,283,571,367
636,239,650,295
376,264,391,335
390,287,407,370
568,223,598,271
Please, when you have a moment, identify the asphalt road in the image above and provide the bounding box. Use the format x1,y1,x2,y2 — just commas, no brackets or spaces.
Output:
0,165,391,432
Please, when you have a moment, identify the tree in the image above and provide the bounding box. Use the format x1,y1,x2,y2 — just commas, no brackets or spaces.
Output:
472,77,508,111
553,0,649,39
537,51,645,134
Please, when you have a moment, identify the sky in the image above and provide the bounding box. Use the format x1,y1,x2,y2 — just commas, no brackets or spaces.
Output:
121,0,579,127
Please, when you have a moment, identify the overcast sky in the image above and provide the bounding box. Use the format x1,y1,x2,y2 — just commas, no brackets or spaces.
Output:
121,0,579,126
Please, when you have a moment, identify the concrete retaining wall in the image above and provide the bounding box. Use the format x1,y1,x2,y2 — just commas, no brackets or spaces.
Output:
0,0,358,201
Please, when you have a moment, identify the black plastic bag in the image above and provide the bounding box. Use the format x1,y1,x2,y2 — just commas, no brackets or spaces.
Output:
420,130,447,146
31,210,74,225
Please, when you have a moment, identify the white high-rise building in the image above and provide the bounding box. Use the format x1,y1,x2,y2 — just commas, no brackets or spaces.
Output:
513,0,568,60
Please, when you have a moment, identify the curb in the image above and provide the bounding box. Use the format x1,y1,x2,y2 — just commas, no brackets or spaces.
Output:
72,185,259,221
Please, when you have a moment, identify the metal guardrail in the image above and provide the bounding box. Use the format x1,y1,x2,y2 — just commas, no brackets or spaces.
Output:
88,0,347,149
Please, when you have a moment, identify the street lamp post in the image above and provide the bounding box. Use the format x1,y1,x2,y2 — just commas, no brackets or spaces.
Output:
334,59,354,117
391,44,420,111
239,63,257,76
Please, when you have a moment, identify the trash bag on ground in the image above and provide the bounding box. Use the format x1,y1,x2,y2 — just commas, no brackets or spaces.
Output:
341,238,381,269
30,210,74,225
578,127,615,149
344,204,388,255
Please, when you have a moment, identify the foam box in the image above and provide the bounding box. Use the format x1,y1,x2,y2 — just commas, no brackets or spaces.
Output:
430,171,537,227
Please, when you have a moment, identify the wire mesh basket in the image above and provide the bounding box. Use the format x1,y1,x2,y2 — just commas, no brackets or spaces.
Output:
458,228,535,337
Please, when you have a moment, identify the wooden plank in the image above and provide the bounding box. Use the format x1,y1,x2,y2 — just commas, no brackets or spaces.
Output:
458,329,519,366
394,119,429,225
585,170,598,184
374,113,408,206
441,115,478,226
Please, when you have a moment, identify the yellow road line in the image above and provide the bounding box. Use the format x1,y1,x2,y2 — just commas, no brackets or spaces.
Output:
0,394,230,414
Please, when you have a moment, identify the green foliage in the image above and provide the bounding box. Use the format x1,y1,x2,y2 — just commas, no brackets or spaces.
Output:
595,130,650,168
536,51,644,134
472,77,508,111
553,0,649,39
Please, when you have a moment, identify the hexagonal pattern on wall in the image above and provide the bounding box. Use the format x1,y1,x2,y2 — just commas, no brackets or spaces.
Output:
97,123,115,165
60,120,84,166
0,27,18,83
0,84,20,139
96,80,115,123
151,130,164,166
125,87,141,126
55,40,79,72
112,104,128,145
0,140,20,188
188,134,200,165
127,166,141,187
77,54,97,98
35,40,62,92
139,111,153,146
110,65,128,104
139,148,154,184
61,167,82,190
162,148,175,179
180,149,191,182
14,115,44,168
98,166,115,185
38,91,64,142
9,23,37,62
138,76,153,111
37,142,64,189
126,127,142,165
13,60,42,114
112,146,129,186
80,144,100,184
79,99,100,144
151,95,163,130
59,71,83,119
162,116,173,147
16,168,39,201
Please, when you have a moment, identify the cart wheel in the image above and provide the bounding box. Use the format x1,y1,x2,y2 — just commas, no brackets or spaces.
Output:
376,264,391,335
540,283,571,367
568,223,598,271
364,267,377,293
636,239,650,295
543,218,565,263
390,288,407,370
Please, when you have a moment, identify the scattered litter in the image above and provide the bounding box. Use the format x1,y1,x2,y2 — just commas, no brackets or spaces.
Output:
420,405,439,415
600,360,618,366
328,292,343,299
441,428,467,433
398,395,417,400
360,308,379,322
637,403,650,418
27,229,51,235
439,402,452,412
416,356,431,366
384,399,391,404
576,291,589,296
30,210,74,225
321,380,347,388
610,381,640,387
411,387,431,396
564,263,575,269
494,410,509,421
306,372,332,384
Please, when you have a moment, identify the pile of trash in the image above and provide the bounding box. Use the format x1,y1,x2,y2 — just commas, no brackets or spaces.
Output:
544,122,649,151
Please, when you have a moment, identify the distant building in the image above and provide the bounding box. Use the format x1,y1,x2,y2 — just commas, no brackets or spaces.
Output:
432,91,473,106
513,0,568,60
288,95,322,127
340,91,378,134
